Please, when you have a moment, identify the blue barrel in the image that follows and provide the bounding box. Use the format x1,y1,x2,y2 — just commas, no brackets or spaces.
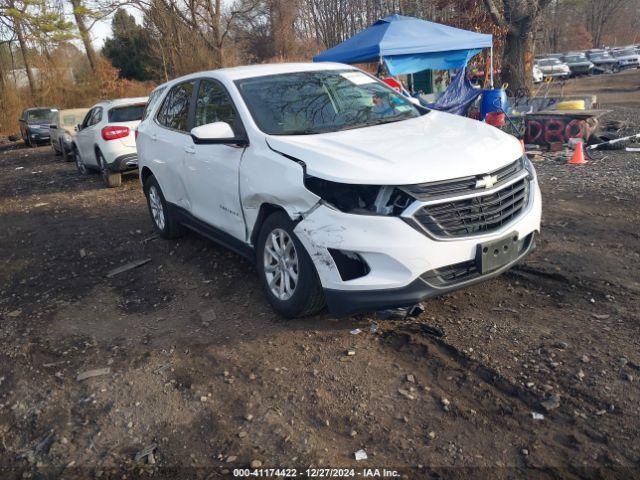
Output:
480,89,508,119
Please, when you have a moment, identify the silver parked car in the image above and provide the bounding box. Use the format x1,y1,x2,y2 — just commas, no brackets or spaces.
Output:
535,58,571,79
49,108,90,161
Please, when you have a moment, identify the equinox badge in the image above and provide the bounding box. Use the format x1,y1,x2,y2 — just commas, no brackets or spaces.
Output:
476,174,498,189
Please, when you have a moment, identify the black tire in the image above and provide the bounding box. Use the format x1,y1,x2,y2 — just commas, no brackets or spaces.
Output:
256,211,325,318
590,132,630,150
143,175,185,239
74,145,91,175
61,146,71,162
97,151,122,188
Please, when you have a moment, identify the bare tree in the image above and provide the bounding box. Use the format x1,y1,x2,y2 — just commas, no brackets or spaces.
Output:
584,0,629,47
483,0,553,94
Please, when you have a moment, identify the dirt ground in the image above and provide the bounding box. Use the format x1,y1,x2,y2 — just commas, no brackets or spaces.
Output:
1,71,639,479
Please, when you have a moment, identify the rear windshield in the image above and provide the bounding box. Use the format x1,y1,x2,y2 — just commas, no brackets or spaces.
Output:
26,109,56,123
108,104,146,122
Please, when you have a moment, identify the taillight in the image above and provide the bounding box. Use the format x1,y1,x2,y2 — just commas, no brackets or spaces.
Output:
101,125,130,141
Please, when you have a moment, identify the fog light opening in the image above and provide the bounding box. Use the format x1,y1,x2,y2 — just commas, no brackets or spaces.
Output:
328,249,370,281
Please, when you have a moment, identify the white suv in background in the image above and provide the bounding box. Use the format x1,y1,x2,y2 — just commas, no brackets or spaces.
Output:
73,97,148,187
136,63,541,318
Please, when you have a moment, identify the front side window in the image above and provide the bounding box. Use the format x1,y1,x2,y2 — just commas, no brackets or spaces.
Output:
109,104,146,123
89,108,102,126
235,70,421,135
194,79,237,132
143,87,166,120
81,109,97,129
157,81,195,131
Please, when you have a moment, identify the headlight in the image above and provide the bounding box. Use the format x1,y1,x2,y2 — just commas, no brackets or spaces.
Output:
523,154,537,181
304,176,413,216
63,133,72,142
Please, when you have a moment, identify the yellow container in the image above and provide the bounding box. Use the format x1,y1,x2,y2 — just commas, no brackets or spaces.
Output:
555,100,585,110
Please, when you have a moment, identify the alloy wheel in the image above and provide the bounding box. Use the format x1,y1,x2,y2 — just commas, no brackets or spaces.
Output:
99,156,109,183
148,185,166,231
75,151,87,174
263,228,299,301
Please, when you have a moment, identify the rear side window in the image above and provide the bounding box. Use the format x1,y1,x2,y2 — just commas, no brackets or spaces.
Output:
194,79,237,132
156,81,195,131
109,104,146,123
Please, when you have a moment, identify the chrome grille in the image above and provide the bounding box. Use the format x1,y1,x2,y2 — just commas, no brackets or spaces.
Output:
403,159,531,239
403,159,522,201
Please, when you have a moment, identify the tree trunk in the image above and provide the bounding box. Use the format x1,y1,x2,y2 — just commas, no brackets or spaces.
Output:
501,23,534,96
70,0,98,71
14,19,36,101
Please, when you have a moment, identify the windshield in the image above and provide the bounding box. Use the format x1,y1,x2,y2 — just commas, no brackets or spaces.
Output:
62,114,81,126
235,70,422,135
614,49,635,57
565,56,585,62
26,109,56,124
108,104,146,122
591,52,611,60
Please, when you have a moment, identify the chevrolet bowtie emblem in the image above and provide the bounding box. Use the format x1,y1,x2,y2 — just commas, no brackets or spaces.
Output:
475,174,498,189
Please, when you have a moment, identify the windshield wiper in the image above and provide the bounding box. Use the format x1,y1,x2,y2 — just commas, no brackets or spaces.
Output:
283,128,323,135
337,116,409,132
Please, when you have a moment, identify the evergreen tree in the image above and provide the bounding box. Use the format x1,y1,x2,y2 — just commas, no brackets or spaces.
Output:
103,9,156,81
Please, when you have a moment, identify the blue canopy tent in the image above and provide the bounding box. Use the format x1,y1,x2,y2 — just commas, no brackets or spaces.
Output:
313,14,493,84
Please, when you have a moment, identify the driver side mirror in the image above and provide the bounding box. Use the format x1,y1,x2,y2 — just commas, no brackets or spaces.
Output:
75,124,81,132
49,124,58,130
190,122,248,147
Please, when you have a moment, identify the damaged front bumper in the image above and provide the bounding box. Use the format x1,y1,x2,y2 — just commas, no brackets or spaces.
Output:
294,180,542,316
324,233,535,315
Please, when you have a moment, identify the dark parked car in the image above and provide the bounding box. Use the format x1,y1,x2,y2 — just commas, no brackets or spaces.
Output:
562,53,594,76
586,50,619,73
18,107,58,147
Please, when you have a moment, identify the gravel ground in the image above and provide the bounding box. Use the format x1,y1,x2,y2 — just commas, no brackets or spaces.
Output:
1,73,639,479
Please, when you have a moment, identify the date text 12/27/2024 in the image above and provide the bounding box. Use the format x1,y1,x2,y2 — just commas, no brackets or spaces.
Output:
232,468,401,478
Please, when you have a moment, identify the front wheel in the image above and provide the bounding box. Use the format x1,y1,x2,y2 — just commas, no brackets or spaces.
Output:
144,176,184,239
61,145,71,162
74,146,90,175
256,212,325,318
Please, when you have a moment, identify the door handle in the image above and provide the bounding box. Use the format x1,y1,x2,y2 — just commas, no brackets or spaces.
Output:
184,145,196,154
151,133,157,141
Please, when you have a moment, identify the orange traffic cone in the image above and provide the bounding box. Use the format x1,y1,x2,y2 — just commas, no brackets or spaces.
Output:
567,141,587,165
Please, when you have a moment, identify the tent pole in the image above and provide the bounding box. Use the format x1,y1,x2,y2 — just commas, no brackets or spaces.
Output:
490,45,494,89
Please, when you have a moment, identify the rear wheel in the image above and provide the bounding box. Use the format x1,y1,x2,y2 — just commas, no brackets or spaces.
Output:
256,212,325,318
144,176,184,239
98,152,122,188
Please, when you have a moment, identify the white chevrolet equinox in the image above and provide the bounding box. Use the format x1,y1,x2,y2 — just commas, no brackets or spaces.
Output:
136,63,541,318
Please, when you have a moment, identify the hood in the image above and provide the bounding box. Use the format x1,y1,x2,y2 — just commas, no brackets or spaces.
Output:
265,111,522,185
